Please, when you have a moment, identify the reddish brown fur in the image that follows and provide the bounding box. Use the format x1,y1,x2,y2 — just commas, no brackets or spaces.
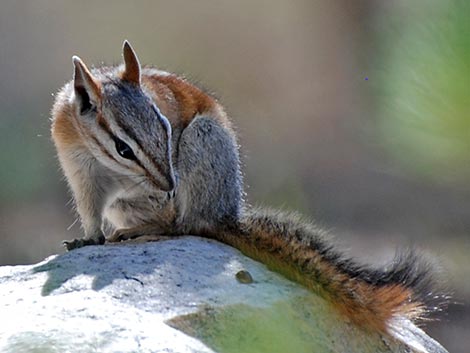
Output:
51,101,82,149
213,228,425,334
141,72,229,130
51,63,427,336
52,69,225,164
74,57,102,101
121,41,141,85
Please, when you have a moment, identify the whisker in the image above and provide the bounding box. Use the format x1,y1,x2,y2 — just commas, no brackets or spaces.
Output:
93,173,147,182
67,217,79,231
123,178,148,193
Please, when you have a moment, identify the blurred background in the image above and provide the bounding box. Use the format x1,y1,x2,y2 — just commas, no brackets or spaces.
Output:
0,0,468,351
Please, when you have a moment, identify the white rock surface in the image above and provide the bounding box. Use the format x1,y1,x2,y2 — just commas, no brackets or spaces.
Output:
0,236,448,353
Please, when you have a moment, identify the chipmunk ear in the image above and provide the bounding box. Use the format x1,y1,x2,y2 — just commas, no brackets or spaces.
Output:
121,40,141,85
72,56,101,115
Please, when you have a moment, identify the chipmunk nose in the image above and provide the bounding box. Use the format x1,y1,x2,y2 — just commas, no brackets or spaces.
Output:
160,179,173,192
167,189,176,200
161,172,177,193
166,175,178,199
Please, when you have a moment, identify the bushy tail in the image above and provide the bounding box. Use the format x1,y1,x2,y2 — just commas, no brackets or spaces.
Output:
212,208,447,334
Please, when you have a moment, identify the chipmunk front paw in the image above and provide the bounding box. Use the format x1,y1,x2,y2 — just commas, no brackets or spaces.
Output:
62,238,85,251
62,233,105,251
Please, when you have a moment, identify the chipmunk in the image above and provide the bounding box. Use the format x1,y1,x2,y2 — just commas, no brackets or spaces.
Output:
51,41,444,335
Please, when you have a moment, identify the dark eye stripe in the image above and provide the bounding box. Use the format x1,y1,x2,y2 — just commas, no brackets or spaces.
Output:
97,112,168,178
88,132,128,169
95,115,136,167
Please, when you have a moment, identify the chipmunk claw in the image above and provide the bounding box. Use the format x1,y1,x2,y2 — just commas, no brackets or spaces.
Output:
108,227,161,243
108,229,135,243
108,225,169,243
62,238,84,251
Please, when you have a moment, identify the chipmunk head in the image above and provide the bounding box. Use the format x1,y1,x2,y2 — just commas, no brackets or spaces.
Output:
71,41,176,193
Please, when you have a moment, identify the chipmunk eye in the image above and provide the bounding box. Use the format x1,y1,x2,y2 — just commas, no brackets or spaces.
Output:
114,137,137,160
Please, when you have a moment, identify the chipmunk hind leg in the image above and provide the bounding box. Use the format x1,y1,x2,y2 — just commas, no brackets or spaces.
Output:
174,116,243,234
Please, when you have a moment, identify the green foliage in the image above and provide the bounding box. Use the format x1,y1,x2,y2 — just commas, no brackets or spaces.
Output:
0,113,57,202
167,297,392,353
168,299,331,353
377,0,470,183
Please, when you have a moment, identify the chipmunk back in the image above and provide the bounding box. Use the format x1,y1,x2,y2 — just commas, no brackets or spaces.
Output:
51,41,446,336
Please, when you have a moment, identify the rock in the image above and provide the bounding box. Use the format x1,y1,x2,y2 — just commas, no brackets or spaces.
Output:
0,236,448,353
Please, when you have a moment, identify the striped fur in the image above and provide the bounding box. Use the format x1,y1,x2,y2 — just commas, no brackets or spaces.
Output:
51,41,446,336
212,208,445,333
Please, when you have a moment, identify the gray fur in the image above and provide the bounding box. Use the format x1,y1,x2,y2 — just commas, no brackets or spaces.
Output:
103,114,243,238
52,45,447,339
175,116,243,233
56,68,242,248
